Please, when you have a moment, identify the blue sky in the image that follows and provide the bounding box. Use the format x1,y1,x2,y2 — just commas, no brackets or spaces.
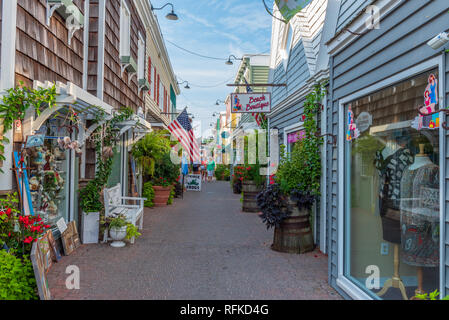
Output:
155,0,274,137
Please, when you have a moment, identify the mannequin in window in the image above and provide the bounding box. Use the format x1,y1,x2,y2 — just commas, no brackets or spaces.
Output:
400,143,439,296
375,133,413,300
374,133,414,243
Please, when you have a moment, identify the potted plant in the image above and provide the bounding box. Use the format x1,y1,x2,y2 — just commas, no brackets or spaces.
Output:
152,177,172,207
241,164,265,212
152,152,180,207
105,214,141,247
79,182,102,244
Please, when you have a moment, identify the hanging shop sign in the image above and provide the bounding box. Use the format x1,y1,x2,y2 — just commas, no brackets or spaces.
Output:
185,174,202,192
275,0,312,23
356,112,372,133
412,74,439,130
231,93,271,114
13,120,23,142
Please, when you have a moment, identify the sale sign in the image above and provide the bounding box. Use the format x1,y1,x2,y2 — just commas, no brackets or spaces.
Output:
231,93,271,114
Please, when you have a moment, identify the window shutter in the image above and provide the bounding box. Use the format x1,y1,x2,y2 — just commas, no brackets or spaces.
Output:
148,57,152,96
154,67,157,102
157,74,160,106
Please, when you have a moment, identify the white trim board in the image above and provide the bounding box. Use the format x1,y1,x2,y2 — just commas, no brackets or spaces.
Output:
0,0,18,191
326,0,403,56
336,55,445,300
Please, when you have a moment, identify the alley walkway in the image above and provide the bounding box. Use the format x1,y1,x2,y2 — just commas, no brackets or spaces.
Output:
47,181,341,300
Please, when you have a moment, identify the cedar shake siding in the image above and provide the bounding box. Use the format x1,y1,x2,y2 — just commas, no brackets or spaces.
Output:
103,0,145,112
87,0,99,96
15,0,85,87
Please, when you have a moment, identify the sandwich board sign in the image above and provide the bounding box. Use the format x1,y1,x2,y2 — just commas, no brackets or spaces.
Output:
185,174,202,192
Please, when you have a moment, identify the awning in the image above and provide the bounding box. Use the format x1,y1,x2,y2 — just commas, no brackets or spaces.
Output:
30,81,151,145
31,80,114,134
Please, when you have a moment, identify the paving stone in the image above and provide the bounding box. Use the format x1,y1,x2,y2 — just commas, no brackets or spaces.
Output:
46,181,342,300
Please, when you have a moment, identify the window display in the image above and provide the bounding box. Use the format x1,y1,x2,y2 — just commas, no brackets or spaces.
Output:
344,69,440,300
28,119,71,227
286,130,304,154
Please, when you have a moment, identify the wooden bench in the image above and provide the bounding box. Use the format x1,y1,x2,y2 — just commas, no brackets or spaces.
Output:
103,183,146,244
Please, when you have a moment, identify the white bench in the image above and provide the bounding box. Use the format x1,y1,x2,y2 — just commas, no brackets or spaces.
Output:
103,183,146,244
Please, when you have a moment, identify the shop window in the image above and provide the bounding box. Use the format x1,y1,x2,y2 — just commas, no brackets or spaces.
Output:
344,69,440,300
108,140,122,188
287,130,304,154
28,118,72,228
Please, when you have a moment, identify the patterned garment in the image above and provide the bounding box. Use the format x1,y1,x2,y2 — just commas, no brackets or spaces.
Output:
374,148,414,214
400,163,439,267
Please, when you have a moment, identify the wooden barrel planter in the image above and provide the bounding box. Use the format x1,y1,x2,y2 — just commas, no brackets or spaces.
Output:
242,180,263,212
271,200,314,254
153,186,172,207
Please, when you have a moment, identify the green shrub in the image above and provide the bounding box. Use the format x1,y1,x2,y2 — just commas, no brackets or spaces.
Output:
215,164,230,181
167,186,175,205
143,182,155,208
0,251,38,300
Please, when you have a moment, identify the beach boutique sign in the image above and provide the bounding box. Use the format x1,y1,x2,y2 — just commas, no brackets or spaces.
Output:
231,93,271,114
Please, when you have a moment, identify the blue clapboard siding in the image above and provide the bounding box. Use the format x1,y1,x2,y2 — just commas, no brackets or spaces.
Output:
270,99,305,133
327,0,449,297
271,41,310,108
335,0,367,33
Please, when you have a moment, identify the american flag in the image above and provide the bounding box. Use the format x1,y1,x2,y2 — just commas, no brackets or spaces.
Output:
245,79,263,126
168,109,200,162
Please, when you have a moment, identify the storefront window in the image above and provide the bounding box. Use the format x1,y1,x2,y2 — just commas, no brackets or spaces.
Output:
107,140,122,188
28,119,70,227
344,69,440,299
286,130,305,154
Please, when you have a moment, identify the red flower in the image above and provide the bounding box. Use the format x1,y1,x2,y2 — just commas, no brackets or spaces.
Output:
6,208,11,216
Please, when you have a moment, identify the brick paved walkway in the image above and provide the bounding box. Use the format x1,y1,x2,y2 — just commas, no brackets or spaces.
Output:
47,181,342,300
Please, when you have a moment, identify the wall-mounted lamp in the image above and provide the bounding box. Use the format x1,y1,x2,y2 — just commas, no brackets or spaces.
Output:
225,55,242,66
151,2,178,21
177,80,190,89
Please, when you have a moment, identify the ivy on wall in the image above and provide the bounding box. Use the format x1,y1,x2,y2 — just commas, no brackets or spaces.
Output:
79,107,134,213
276,83,326,196
0,82,57,171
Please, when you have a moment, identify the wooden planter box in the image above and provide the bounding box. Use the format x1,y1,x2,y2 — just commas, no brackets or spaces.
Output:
271,200,314,254
241,180,263,212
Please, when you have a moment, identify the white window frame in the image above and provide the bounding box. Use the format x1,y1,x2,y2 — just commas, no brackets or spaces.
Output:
336,56,445,300
137,32,145,80
119,0,131,58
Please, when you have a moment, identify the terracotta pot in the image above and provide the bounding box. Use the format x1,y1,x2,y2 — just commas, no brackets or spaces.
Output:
153,186,172,207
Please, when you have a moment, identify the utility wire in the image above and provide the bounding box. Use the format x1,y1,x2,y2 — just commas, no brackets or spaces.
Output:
166,39,227,61
166,39,270,62
177,75,236,89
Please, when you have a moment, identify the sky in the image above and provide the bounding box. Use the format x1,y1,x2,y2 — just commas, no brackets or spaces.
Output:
154,0,274,138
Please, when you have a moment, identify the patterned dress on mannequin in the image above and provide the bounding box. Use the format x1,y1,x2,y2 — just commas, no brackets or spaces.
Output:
374,148,414,243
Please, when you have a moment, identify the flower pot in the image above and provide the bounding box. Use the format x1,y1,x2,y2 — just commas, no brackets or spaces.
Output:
242,180,264,212
271,200,314,254
153,186,172,207
81,211,99,244
109,226,127,248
